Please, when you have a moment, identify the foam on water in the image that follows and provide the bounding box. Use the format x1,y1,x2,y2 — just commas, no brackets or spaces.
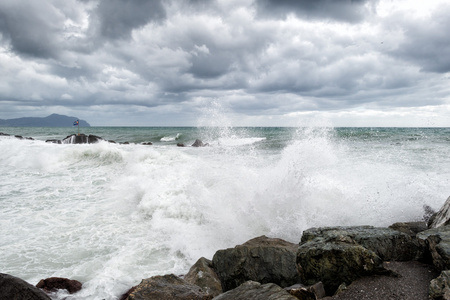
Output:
0,125,448,300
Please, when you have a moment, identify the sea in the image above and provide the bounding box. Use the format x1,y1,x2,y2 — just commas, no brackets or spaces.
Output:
1,125,449,299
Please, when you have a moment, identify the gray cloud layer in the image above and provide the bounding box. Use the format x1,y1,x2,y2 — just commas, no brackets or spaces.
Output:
0,0,449,126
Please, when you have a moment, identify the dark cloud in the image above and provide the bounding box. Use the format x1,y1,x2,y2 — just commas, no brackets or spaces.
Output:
255,0,378,23
94,0,166,40
389,5,450,73
0,1,63,58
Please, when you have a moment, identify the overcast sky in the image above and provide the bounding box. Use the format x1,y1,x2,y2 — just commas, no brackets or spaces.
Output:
1,0,449,126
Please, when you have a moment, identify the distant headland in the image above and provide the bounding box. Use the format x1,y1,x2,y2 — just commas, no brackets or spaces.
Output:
0,114,90,127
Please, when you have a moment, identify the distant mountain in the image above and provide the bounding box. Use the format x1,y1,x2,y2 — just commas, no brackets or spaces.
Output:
0,114,90,127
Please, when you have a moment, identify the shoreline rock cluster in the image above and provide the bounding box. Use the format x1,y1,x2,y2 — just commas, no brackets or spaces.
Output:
3,196,450,299
1,132,209,147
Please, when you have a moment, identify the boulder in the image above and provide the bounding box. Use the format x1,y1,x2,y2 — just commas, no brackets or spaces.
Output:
0,273,51,300
36,277,82,294
213,281,298,300
177,143,186,147
301,226,419,261
429,270,450,299
430,196,450,228
417,226,450,270
184,257,222,297
212,235,301,292
297,235,389,295
124,274,211,300
141,142,152,145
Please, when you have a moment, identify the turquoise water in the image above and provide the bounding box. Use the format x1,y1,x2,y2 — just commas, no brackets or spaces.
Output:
0,126,449,299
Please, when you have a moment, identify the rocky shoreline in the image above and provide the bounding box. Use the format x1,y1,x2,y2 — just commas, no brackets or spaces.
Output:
2,196,450,299
0,132,209,147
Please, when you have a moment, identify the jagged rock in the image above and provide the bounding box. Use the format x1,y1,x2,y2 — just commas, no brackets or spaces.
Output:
184,257,222,297
62,134,103,144
212,236,301,292
36,277,82,294
284,282,326,300
213,281,298,300
301,226,419,261
417,226,450,270
297,233,390,295
429,270,450,299
0,273,51,300
192,139,208,147
389,221,428,238
430,196,450,228
124,274,211,300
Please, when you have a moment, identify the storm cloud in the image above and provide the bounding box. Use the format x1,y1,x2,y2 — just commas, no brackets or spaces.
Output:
0,0,449,126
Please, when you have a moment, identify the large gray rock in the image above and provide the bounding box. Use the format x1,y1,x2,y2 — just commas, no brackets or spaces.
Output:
184,257,223,297
430,196,450,228
430,270,450,299
36,277,82,294
417,226,450,270
389,221,428,238
62,134,103,144
212,281,298,300
125,274,211,300
0,273,51,300
212,236,301,292
301,226,419,261
296,237,388,295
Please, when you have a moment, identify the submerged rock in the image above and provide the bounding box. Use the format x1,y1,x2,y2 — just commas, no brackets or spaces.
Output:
36,277,82,294
184,257,222,297
192,139,209,147
212,235,300,292
124,274,211,300
0,273,51,300
213,281,298,300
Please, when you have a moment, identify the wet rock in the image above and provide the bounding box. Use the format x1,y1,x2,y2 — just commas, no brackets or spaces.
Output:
212,235,301,292
0,273,51,300
141,142,152,145
297,232,390,295
46,139,62,144
301,226,419,261
36,277,82,294
62,134,103,144
213,281,298,300
417,226,450,270
430,196,450,228
177,143,185,147
429,270,450,299
389,221,428,238
192,139,208,147
0,132,10,136
285,282,326,300
124,274,211,300
184,257,222,297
